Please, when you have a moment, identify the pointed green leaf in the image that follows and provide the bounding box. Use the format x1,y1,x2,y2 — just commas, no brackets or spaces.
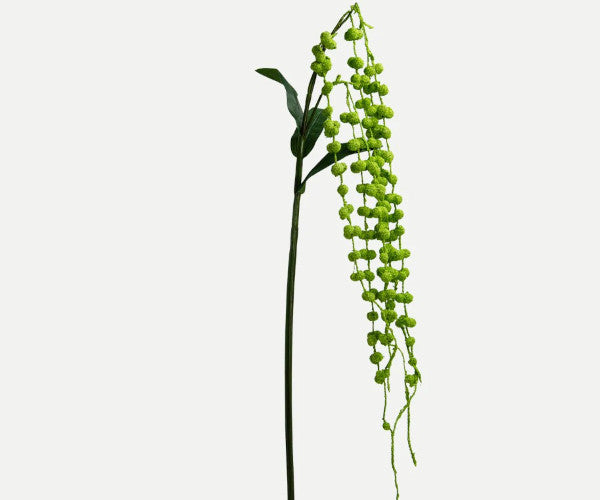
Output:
297,142,367,192
256,68,303,129
290,107,328,158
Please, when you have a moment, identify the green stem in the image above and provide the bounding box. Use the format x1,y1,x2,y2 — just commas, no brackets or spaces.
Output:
285,152,303,500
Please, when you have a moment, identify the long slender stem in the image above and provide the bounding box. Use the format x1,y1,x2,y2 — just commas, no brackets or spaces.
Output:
284,153,303,500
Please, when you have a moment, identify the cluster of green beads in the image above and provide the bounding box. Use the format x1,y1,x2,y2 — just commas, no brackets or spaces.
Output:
310,4,420,495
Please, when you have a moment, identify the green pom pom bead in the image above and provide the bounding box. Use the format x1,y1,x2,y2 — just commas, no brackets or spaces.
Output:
337,184,349,196
395,315,417,328
356,98,372,109
362,291,376,302
362,117,378,129
347,112,360,125
375,150,394,163
347,138,362,151
338,203,354,219
366,159,380,175
366,105,378,117
320,31,336,50
343,225,361,239
375,369,389,384
381,309,398,323
364,270,375,281
378,289,396,301
385,193,402,204
366,249,377,260
367,331,379,346
327,140,341,153
341,111,360,125
379,332,394,346
373,175,388,187
376,200,391,211
390,226,405,241
331,162,347,176
310,61,323,74
351,160,367,173
324,119,340,138
376,105,394,119
367,311,379,321
350,271,365,281
371,206,387,219
347,56,365,69
395,292,414,304
312,44,324,57
350,73,363,89
348,250,360,262
368,138,382,149
377,266,398,283
370,352,384,364
364,82,380,94
311,45,326,63
398,248,411,259
373,125,392,139
359,230,375,241
344,27,363,41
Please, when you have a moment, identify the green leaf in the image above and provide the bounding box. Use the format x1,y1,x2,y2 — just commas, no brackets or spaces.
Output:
290,107,328,158
297,142,367,193
256,68,303,129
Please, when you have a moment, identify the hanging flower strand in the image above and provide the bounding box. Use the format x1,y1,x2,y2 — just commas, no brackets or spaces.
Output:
310,4,420,498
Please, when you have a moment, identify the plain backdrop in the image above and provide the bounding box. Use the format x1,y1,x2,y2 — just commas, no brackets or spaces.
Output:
1,0,599,499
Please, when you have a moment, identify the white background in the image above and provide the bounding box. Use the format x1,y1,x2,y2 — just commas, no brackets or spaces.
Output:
1,0,599,499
